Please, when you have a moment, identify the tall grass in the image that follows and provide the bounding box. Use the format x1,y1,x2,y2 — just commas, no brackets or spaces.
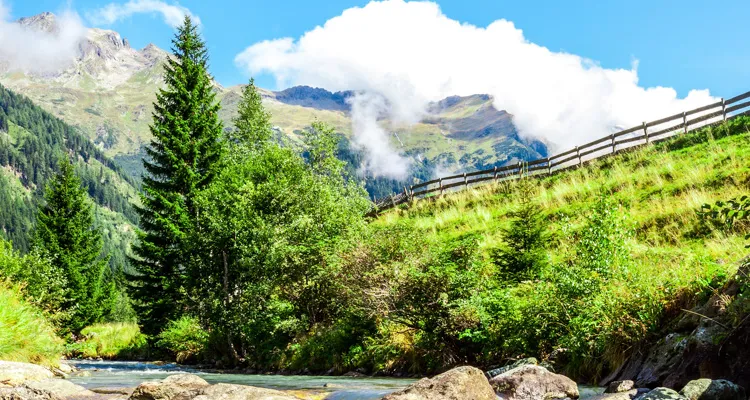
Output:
65,322,148,359
0,283,63,366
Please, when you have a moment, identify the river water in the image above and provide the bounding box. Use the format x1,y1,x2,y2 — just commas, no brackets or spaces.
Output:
67,360,605,399
67,361,414,399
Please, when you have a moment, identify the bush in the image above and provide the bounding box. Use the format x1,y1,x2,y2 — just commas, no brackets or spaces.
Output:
157,316,209,363
0,283,63,366
65,322,147,359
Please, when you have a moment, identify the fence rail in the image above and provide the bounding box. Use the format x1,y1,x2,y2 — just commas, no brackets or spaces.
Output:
372,90,750,213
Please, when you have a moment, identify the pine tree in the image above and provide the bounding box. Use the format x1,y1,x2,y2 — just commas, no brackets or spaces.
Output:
129,16,224,335
34,158,110,333
231,78,272,151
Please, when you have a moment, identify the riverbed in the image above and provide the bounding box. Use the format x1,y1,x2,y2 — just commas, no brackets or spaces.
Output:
67,361,414,399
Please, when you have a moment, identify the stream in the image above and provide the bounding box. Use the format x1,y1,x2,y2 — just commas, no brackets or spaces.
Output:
66,360,605,399
67,361,414,399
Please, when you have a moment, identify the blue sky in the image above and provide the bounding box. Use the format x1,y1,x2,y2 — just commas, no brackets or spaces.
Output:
6,0,749,98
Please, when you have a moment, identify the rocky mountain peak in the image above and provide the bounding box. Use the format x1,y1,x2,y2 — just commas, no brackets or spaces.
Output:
17,12,58,33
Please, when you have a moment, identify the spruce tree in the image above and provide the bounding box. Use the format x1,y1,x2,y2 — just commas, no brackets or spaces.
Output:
231,78,272,150
34,158,110,333
130,16,224,335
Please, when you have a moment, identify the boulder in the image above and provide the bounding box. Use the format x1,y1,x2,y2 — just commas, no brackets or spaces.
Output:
92,387,136,396
587,389,638,400
679,379,746,400
489,365,579,400
24,379,94,398
486,358,538,379
382,366,496,400
0,386,62,400
607,381,636,394
129,374,209,400
639,388,687,400
0,361,54,387
192,383,300,400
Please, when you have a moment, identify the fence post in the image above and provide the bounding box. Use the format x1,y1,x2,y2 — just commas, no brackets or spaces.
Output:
463,172,468,190
518,161,523,178
547,157,552,175
439,178,444,196
611,134,616,153
576,146,581,167
390,194,396,208
493,166,498,181
683,112,688,134
722,98,727,121
409,185,414,201
403,186,409,202
643,121,649,144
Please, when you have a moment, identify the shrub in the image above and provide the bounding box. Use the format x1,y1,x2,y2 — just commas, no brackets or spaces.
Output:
157,316,209,363
0,283,63,366
65,322,147,359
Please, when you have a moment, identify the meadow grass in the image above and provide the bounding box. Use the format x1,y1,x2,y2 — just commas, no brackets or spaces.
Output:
0,283,63,367
373,118,750,377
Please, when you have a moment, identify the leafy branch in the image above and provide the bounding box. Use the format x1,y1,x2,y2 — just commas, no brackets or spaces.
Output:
699,195,750,247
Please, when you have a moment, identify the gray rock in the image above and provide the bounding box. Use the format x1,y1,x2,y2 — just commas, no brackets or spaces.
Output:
0,386,62,400
92,387,135,396
588,389,638,400
489,365,579,400
129,374,208,400
0,361,54,387
23,379,94,398
382,366,496,400
679,379,746,400
606,381,636,394
639,388,687,400
486,358,539,378
192,383,299,400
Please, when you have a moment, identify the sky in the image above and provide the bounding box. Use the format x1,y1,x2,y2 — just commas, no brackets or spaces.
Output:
2,0,749,178
5,0,748,98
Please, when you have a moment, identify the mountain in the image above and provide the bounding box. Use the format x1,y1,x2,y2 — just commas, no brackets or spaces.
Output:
0,12,545,196
0,82,138,272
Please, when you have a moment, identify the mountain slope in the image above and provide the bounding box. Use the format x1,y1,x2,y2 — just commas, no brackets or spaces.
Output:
0,83,137,272
0,12,544,194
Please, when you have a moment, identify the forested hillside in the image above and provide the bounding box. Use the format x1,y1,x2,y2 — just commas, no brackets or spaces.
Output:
0,83,138,271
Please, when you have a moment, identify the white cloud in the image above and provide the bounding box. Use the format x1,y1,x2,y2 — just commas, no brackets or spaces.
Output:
0,1,87,74
236,0,717,175
87,0,200,28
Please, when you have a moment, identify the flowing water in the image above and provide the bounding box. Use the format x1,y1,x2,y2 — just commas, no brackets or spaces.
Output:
67,361,414,400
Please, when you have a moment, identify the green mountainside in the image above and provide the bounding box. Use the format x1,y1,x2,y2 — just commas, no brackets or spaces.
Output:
0,83,137,272
0,13,544,198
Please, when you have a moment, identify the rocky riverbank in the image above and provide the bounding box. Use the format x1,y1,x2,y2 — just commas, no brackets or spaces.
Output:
1,358,748,400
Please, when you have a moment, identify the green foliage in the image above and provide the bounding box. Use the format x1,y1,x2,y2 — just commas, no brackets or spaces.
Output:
156,316,209,363
491,178,549,283
0,239,67,314
700,195,750,247
0,283,63,366
129,15,224,335
65,322,148,359
230,78,272,151
34,159,115,333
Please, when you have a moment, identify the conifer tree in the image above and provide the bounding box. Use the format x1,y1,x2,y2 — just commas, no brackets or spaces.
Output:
129,16,224,334
34,158,111,333
231,78,272,150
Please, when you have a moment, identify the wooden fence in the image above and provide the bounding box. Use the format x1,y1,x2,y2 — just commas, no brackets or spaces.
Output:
372,89,750,213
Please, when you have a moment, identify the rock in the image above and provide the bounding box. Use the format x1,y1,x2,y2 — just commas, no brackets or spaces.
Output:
92,387,136,396
341,372,366,377
639,387,687,400
607,381,636,394
587,389,638,400
382,366,496,400
129,374,208,400
24,379,95,398
679,379,746,400
0,361,55,387
488,365,579,400
486,358,539,379
192,383,299,399
0,386,63,400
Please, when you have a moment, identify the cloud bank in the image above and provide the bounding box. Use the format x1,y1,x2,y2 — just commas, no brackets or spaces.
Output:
87,0,200,28
0,1,86,74
236,0,716,177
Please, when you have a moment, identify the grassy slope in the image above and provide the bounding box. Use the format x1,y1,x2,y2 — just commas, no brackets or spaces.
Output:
0,284,62,367
375,118,750,376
